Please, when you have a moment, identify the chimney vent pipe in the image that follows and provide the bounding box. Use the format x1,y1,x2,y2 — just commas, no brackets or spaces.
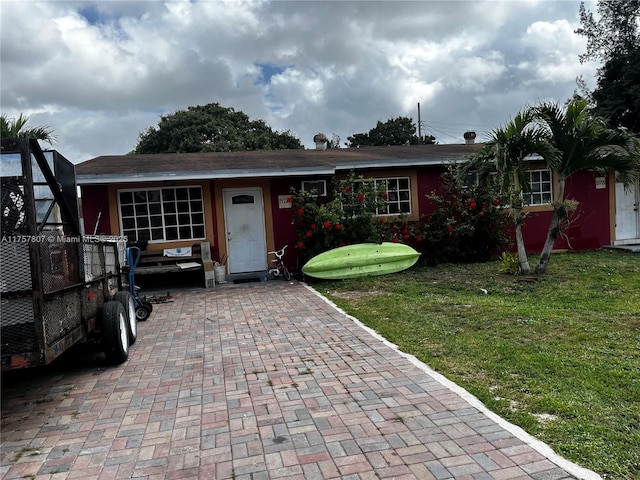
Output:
463,131,477,144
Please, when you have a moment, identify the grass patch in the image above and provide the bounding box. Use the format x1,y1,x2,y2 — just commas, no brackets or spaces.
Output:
319,250,640,479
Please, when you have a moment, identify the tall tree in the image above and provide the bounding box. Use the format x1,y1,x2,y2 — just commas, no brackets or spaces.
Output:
576,1,640,133
532,99,640,274
347,116,433,147
134,103,303,154
591,47,640,133
459,110,555,275
576,0,640,63
1,113,56,144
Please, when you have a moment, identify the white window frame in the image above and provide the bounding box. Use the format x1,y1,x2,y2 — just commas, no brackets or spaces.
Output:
354,177,412,216
301,180,327,197
118,186,206,243
524,169,553,206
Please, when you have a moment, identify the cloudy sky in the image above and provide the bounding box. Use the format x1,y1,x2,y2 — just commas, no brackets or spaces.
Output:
1,0,599,163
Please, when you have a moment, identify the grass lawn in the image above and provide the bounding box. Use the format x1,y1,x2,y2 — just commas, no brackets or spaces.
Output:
315,250,640,479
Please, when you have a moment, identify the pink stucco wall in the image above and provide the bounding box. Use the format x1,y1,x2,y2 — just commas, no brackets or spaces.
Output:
414,167,611,254
80,185,111,235
521,170,611,253
79,168,612,263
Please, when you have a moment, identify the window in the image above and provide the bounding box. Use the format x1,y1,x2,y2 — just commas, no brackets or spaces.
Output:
231,194,255,204
118,186,205,242
462,171,478,189
355,177,412,215
379,177,411,215
301,180,327,197
524,169,552,205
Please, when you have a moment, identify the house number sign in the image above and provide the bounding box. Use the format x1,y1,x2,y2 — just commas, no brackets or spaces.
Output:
278,195,293,209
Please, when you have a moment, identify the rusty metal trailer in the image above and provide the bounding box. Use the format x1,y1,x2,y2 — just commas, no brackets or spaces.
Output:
1,138,137,370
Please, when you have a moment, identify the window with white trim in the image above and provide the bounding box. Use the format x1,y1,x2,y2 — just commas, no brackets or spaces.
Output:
524,169,552,205
118,186,205,242
355,177,411,215
301,180,327,197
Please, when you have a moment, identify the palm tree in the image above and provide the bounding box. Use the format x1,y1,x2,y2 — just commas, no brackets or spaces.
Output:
532,98,640,274
460,109,555,275
1,113,56,144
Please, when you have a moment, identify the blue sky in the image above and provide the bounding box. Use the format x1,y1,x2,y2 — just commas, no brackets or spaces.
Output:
256,63,288,86
1,0,599,162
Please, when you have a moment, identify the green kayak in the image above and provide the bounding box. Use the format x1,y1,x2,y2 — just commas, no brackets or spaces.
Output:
302,242,420,280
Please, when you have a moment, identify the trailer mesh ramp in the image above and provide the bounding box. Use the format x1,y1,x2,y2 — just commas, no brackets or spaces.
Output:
0,242,37,355
38,238,82,293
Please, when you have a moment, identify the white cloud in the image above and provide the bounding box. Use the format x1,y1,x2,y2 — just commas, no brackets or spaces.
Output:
0,0,599,160
520,19,597,84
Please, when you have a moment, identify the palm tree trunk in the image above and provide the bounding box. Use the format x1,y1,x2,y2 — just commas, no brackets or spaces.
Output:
535,178,566,274
514,207,531,275
535,207,563,274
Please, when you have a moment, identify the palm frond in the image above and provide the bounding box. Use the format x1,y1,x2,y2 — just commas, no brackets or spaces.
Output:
0,113,56,144
533,99,640,184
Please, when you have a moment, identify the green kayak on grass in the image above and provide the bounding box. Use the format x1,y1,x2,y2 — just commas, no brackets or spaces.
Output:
302,242,420,280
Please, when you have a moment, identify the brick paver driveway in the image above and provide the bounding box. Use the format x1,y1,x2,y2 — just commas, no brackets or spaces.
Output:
1,281,600,479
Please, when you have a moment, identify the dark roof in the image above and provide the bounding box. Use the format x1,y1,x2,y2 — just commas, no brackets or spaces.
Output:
75,143,483,184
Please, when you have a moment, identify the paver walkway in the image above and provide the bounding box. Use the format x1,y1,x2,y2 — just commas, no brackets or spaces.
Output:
1,281,600,480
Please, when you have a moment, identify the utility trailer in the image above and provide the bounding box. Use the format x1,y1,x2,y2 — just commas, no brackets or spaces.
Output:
1,138,137,371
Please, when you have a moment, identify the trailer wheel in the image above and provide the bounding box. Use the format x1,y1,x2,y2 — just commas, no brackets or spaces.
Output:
102,301,129,365
114,291,137,344
135,302,152,321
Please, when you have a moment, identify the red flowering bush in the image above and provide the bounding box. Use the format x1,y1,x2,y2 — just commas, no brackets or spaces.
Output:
292,165,510,267
416,164,511,264
290,171,387,262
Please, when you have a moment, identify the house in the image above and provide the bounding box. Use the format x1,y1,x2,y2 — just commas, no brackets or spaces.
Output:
75,142,640,281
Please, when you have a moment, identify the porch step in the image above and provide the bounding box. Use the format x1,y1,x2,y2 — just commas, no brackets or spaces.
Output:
601,244,640,253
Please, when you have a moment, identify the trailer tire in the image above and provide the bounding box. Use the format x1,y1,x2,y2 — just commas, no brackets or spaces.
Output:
135,302,152,322
114,291,137,345
102,301,129,365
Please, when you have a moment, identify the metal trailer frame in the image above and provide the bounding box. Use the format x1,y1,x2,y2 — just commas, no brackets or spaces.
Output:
1,138,131,370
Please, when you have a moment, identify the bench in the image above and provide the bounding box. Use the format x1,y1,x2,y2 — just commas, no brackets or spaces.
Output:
130,241,215,288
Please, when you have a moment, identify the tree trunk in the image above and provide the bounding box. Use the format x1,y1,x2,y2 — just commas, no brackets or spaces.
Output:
535,178,566,274
514,207,531,275
535,205,563,274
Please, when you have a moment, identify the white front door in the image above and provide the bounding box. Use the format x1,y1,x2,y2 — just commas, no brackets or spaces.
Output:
615,181,640,242
223,188,267,273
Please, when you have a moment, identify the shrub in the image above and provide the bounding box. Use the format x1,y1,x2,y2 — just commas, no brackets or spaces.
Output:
291,172,387,263
416,165,512,265
291,165,512,266
498,251,521,275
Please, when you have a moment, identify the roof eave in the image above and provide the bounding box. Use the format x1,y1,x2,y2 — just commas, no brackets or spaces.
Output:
334,157,467,170
76,166,336,185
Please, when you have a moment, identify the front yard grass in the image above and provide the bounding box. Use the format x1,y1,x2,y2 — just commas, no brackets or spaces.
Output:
317,250,639,479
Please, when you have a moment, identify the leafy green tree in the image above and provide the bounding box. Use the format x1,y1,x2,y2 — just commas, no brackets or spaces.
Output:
347,116,433,147
459,109,555,275
591,47,640,133
1,113,56,144
576,0,640,63
532,98,640,274
134,103,303,153
576,1,640,133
